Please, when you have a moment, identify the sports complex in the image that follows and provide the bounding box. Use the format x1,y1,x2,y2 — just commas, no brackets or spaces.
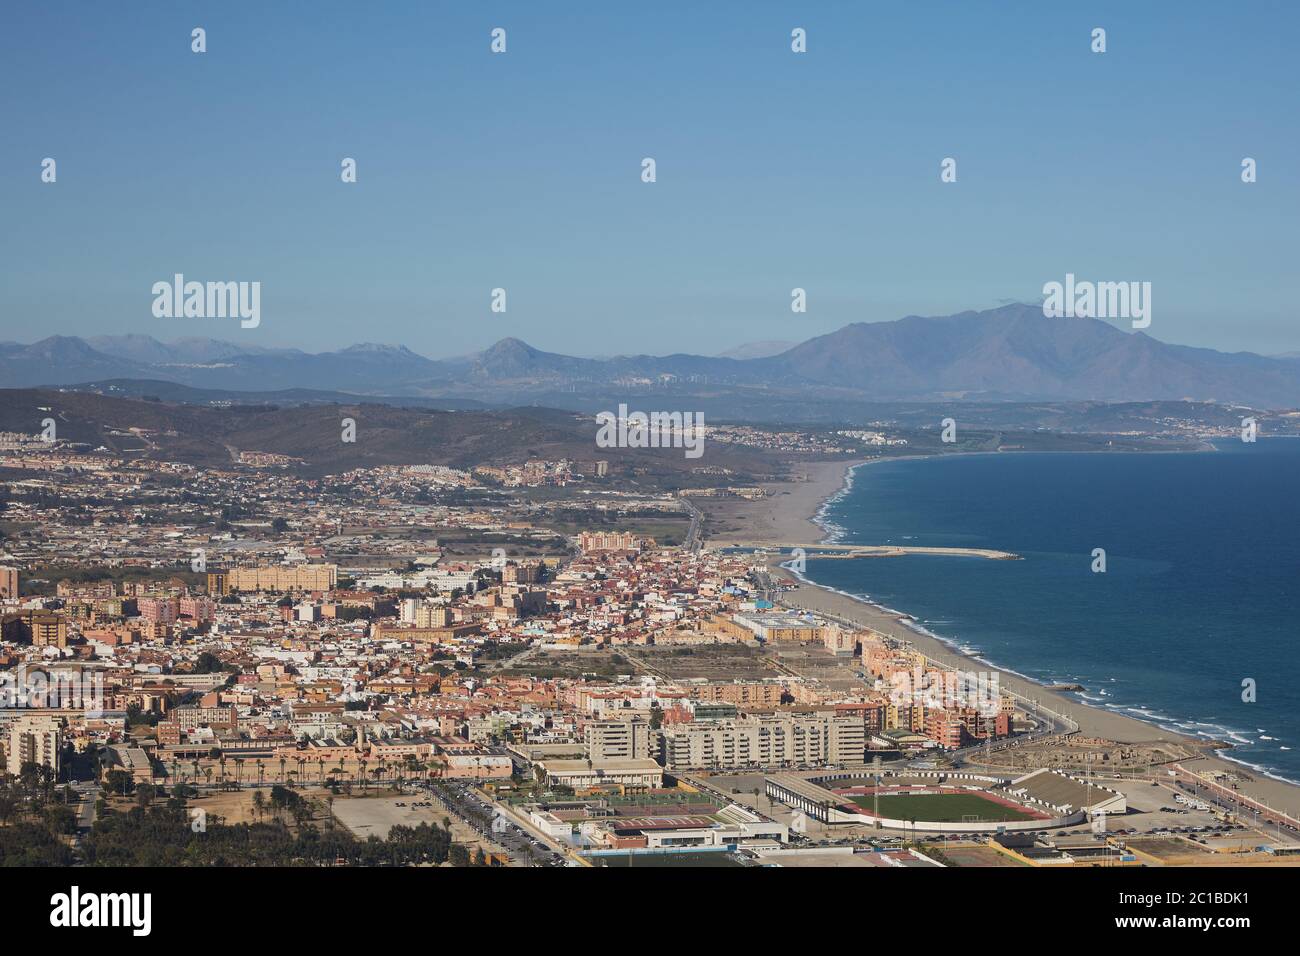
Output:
766,769,1122,833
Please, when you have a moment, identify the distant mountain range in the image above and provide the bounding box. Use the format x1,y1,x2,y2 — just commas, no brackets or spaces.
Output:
5,304,1300,408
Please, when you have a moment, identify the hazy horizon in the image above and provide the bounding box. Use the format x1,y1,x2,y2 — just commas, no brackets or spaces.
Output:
7,301,1296,364
2,1,1296,357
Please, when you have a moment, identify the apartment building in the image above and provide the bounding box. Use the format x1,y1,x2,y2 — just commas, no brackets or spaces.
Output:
730,612,826,644
138,596,178,623
585,717,652,761
400,600,452,628
692,680,786,707
502,561,543,584
1,610,69,647
179,595,216,622
656,713,866,771
172,705,238,732
823,623,858,656
926,710,967,749
371,621,480,643
577,531,646,555
6,714,63,775
208,563,337,594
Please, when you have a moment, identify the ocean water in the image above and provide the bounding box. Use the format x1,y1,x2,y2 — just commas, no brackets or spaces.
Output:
803,440,1300,784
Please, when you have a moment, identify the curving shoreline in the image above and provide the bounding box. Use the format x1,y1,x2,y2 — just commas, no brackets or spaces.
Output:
754,456,1300,818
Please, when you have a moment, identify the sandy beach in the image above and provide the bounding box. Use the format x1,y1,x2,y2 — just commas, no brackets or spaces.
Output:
707,456,1300,820
703,459,862,547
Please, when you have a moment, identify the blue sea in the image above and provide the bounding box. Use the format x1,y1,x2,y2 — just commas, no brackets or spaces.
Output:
802,440,1300,784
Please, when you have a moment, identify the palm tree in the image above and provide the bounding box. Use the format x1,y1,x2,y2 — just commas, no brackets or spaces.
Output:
279,756,287,783
252,790,266,822
234,757,244,789
256,760,266,788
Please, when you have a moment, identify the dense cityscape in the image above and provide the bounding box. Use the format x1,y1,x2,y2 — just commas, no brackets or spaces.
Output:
2,416,1293,875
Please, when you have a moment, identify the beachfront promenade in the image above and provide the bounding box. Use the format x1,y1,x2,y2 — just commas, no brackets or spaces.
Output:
734,543,1021,561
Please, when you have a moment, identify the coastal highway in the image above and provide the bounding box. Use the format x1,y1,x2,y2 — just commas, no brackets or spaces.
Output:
944,697,1079,767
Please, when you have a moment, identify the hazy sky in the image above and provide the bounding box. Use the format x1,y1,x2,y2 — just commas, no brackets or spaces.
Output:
2,1,1296,358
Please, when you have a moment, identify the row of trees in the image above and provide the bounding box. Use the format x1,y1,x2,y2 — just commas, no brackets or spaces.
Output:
0,762,81,865
82,785,459,866
156,749,440,793
1,769,494,867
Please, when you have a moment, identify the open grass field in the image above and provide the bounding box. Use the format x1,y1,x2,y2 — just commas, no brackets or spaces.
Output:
849,791,1038,823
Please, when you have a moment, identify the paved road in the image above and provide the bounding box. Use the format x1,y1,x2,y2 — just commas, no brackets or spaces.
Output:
72,781,99,830
483,643,543,673
681,499,703,551
417,781,567,867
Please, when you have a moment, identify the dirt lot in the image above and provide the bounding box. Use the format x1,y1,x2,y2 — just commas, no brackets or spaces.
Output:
496,647,641,679
767,645,872,693
105,785,334,828
940,844,1025,867
969,737,1196,774
1126,836,1214,862
331,792,508,860
625,645,775,681
497,639,855,685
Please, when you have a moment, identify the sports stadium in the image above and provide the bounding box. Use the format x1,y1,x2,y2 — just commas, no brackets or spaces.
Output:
766,769,1122,834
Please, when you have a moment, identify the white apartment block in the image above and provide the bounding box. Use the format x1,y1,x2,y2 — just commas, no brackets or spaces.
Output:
6,714,63,776
656,713,865,771
584,717,651,761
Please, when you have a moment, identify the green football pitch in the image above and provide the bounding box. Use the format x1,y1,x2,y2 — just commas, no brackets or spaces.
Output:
848,791,1038,823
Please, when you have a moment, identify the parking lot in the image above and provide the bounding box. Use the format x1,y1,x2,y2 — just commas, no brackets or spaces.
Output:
331,793,458,841
1100,777,1258,842
417,781,569,867
330,789,547,864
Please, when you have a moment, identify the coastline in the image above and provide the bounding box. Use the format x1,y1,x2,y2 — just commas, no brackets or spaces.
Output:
760,455,1300,818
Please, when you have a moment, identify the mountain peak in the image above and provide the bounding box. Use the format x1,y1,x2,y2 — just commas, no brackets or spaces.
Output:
338,342,421,356
483,337,538,356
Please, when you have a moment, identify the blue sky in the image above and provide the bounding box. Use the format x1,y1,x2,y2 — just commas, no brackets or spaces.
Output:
1,1,1296,358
